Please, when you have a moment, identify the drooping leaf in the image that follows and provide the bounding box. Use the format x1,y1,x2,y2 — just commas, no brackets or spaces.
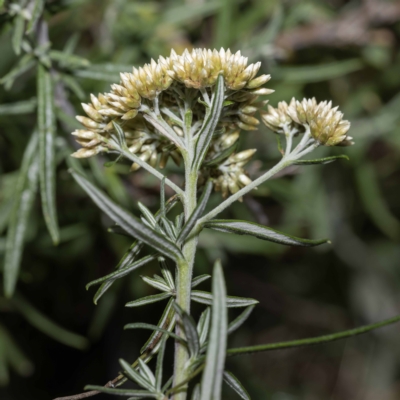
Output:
125,292,171,308
228,305,256,335
293,155,349,165
191,290,258,308
86,255,156,290
4,133,39,298
193,75,225,170
177,180,213,245
37,64,59,244
223,371,250,400
205,220,330,247
26,0,45,34
70,170,184,261
200,260,227,400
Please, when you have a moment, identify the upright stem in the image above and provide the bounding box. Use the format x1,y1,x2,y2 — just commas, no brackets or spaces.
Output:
173,163,198,400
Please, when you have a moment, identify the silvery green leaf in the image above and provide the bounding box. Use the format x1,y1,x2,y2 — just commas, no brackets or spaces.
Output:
293,155,349,165
191,384,201,400
141,298,176,353
138,358,156,387
138,202,157,227
191,274,211,288
112,121,127,148
160,260,175,289
200,260,227,400
60,74,85,99
160,216,177,240
175,213,184,232
155,335,167,391
86,254,155,290
205,220,329,247
191,291,258,308
197,307,211,347
177,180,213,245
37,64,59,245
228,305,256,335
70,170,184,261
0,198,13,235
4,133,39,298
223,371,250,400
124,323,184,344
0,54,35,90
84,385,155,397
12,14,24,55
93,241,143,304
125,292,171,308
173,303,200,358
0,98,37,115
141,276,171,292
119,359,154,391
26,0,44,34
203,142,237,167
48,50,90,69
143,114,185,149
193,75,225,170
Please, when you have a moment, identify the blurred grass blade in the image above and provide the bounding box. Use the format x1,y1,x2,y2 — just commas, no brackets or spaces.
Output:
0,54,35,90
0,198,14,235
177,179,213,245
12,14,24,55
37,64,59,244
86,254,155,290
294,155,349,165
0,98,37,115
214,0,232,48
228,305,255,335
124,323,185,344
227,313,400,356
12,295,89,350
4,133,39,298
49,50,90,69
70,170,183,261
223,371,250,400
192,291,258,308
84,385,156,397
193,75,225,170
125,292,171,308
205,219,329,247
200,260,227,400
26,0,44,34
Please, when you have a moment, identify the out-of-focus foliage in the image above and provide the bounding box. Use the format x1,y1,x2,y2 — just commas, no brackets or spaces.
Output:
0,0,400,399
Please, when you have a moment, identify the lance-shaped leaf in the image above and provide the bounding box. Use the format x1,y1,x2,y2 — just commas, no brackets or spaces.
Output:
4,133,39,298
26,0,45,34
86,255,156,290
124,323,185,344
192,291,258,308
37,64,59,244
93,241,143,304
293,155,349,165
173,303,200,358
12,14,24,56
138,358,156,388
205,220,329,247
200,260,227,400
193,75,225,170
84,386,156,398
0,54,35,90
126,292,171,308
223,371,250,400
228,305,256,335
203,142,238,167
177,180,213,245
0,98,37,115
119,359,155,391
192,274,211,288
141,275,171,292
155,335,167,391
197,307,211,347
144,114,185,149
70,170,184,261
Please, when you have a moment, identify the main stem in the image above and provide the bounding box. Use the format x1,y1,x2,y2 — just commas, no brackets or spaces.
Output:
173,163,198,400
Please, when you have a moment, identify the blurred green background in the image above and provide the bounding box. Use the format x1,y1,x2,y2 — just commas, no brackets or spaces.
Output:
1,0,400,399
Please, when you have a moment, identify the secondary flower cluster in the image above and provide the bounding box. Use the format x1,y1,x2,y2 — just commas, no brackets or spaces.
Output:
260,98,352,146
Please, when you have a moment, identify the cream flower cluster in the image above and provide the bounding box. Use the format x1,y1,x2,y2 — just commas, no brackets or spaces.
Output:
261,98,352,146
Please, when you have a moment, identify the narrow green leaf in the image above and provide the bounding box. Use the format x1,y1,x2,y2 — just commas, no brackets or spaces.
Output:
26,0,45,34
119,359,154,391
0,198,14,235
191,384,201,400
137,358,156,388
227,313,400,357
191,274,211,288
60,74,85,100
197,307,211,347
228,305,255,335
124,323,185,344
49,50,90,69
173,303,200,358
160,260,175,289
143,114,185,149
125,292,171,308
203,142,237,167
112,121,127,148
205,220,330,247
293,155,349,165
0,98,37,115
12,14,24,55
192,290,258,308
193,75,225,170
141,275,171,292
86,255,155,290
70,170,184,261
200,260,227,400
84,385,156,397
37,64,59,244
223,371,250,400
177,180,213,245
155,335,167,391
4,133,39,298
160,216,176,240
0,55,35,90
138,202,157,227
11,295,89,350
